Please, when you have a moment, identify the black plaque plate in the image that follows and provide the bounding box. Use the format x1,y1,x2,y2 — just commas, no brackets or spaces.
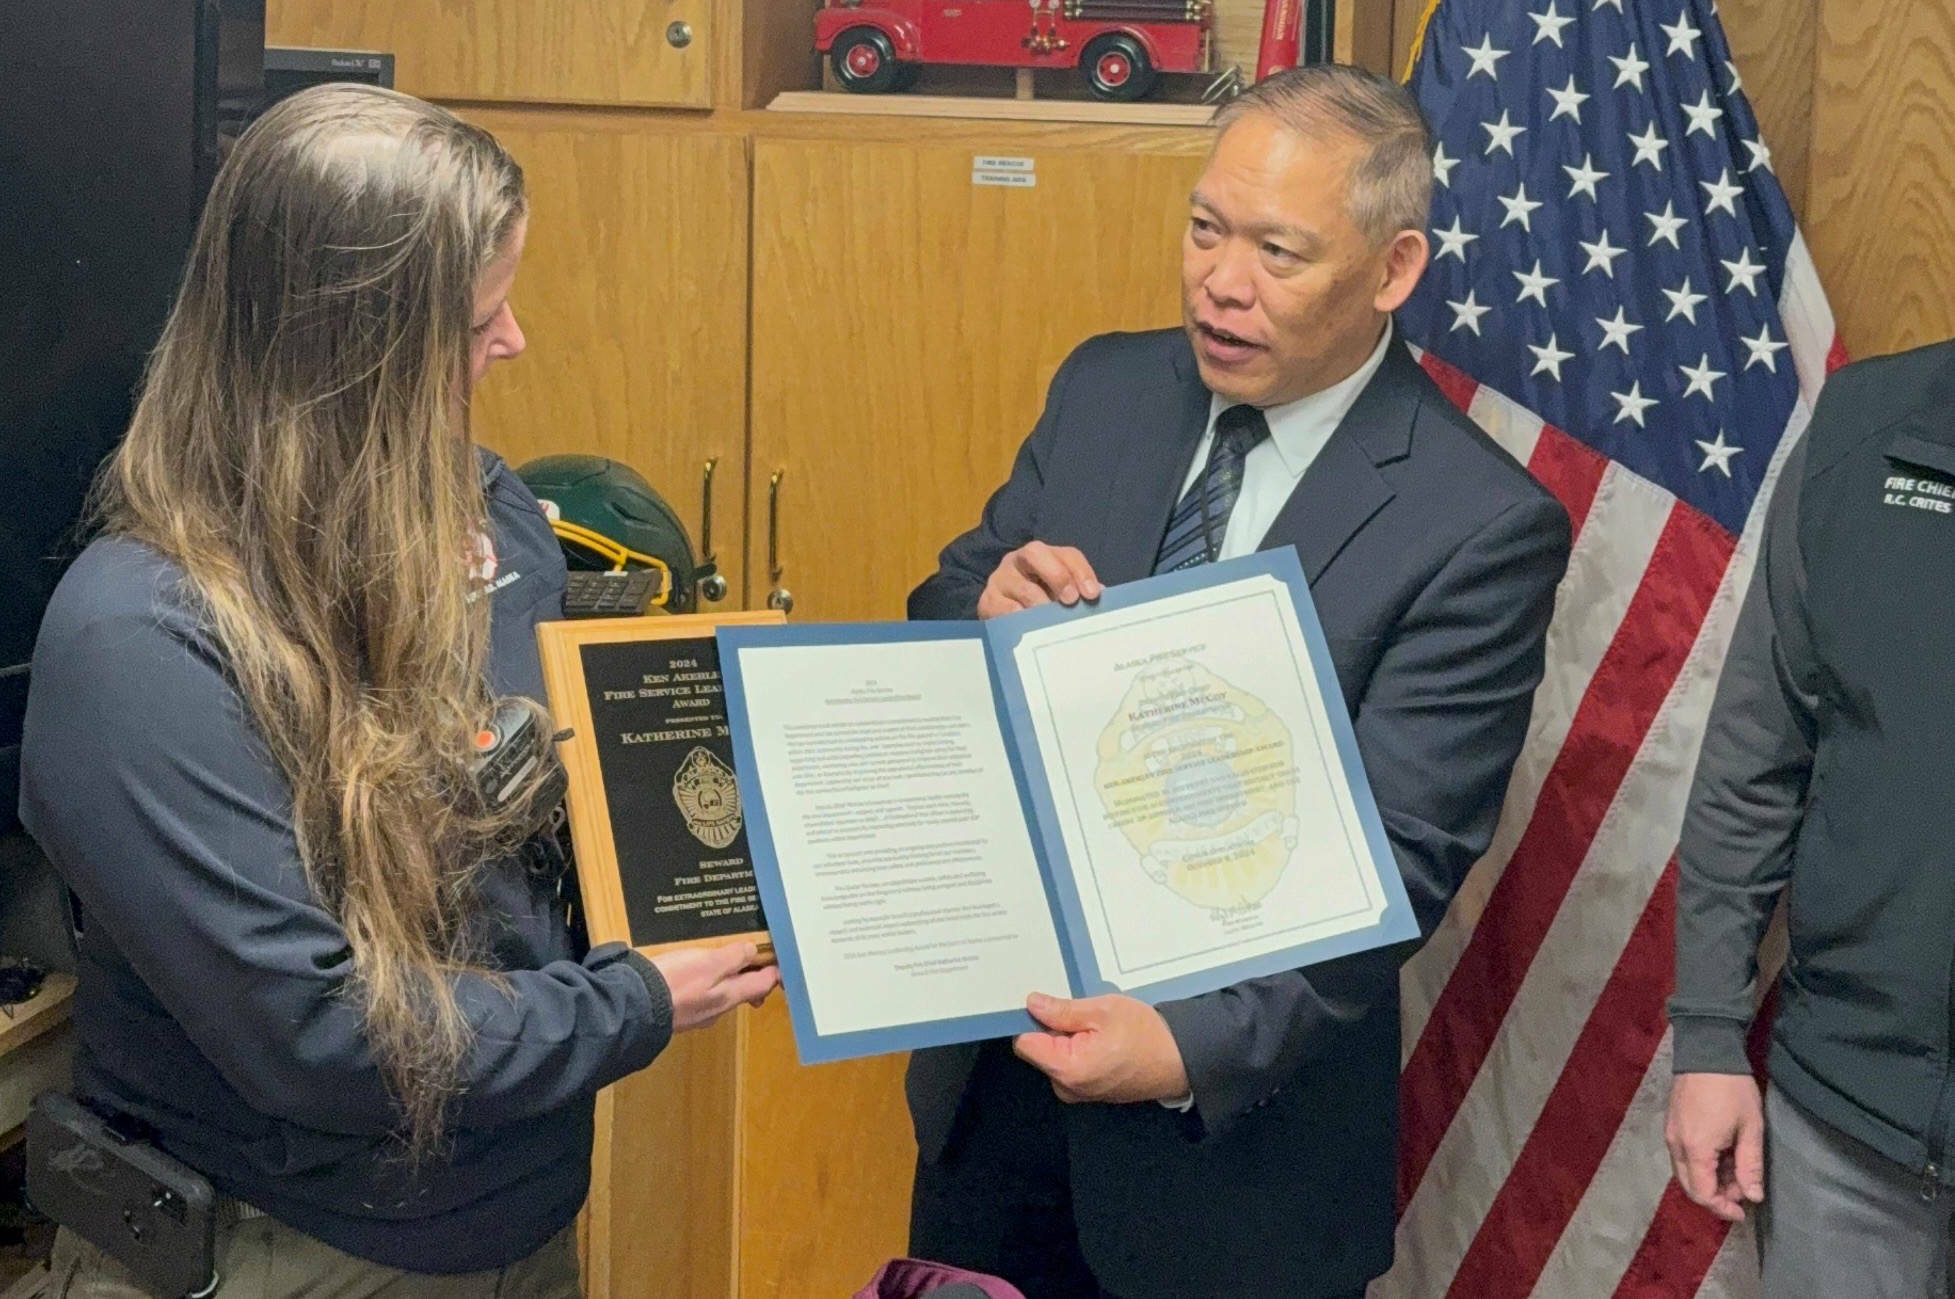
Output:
580,636,765,947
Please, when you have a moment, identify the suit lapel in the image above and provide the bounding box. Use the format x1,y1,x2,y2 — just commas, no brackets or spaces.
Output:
1096,334,1215,585
1258,342,1423,582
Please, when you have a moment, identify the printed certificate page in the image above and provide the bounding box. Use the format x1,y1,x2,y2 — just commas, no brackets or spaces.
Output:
727,635,1072,1041
1007,569,1394,992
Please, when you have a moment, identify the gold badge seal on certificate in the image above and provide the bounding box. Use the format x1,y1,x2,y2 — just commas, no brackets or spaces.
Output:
674,746,744,850
1094,660,1300,913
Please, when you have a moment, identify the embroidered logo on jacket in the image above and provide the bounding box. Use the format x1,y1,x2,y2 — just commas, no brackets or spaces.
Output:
1882,474,1955,515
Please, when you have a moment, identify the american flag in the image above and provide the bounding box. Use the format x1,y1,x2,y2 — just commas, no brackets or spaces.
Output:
1379,2,1842,1296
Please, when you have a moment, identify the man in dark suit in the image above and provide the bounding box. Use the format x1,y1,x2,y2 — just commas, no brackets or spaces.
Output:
905,65,1572,1299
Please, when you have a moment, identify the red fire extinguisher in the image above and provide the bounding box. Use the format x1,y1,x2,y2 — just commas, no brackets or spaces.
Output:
1256,0,1302,80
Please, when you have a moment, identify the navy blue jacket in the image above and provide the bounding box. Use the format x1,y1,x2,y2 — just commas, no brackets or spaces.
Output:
908,331,1570,1299
19,453,672,1273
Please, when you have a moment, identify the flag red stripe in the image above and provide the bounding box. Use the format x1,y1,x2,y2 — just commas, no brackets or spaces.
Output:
1420,349,1484,414
1610,979,1783,1298
1527,424,1609,539
1610,1181,1734,1299
1444,862,1679,1298
1747,980,1780,1077
1398,503,1737,1208
1826,333,1850,374
1414,354,1607,536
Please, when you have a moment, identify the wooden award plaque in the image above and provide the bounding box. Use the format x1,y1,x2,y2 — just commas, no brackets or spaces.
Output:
536,610,784,956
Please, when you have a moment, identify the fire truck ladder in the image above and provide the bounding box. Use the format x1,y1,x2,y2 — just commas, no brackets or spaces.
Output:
1063,0,1212,21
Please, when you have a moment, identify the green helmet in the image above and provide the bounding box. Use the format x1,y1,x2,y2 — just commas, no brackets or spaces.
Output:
516,455,701,613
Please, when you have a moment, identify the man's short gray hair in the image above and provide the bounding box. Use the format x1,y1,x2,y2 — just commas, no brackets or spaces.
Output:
1212,64,1435,245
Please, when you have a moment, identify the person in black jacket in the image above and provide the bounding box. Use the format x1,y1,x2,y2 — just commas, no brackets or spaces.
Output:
19,84,777,1295
1666,340,1955,1297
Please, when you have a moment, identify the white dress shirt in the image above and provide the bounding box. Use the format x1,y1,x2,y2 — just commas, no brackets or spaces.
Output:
1155,323,1392,1114
1174,323,1396,562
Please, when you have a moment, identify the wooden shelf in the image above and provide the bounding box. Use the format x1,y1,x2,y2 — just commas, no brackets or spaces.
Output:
768,89,1217,128
0,972,77,1141
0,973,74,1063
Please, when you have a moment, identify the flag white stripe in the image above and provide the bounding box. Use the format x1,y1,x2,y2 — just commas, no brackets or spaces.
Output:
1696,1215,1764,1299
1780,232,1839,403
1466,376,1547,466
1402,344,1547,467
1401,462,1672,1057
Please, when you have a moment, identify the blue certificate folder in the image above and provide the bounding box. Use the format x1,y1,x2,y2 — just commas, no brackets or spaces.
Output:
717,549,1417,1065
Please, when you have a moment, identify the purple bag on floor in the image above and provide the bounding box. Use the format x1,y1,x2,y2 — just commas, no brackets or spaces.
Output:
853,1258,1028,1299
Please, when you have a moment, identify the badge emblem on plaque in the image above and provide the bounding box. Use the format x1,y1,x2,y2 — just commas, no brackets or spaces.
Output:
674,746,743,850
1094,661,1299,913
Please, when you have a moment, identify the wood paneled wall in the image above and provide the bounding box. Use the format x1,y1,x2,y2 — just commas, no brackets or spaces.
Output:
462,111,752,601
1809,0,1955,356
1716,0,1955,357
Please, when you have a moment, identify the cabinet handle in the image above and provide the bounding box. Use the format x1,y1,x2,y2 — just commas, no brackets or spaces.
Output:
695,457,728,604
665,20,693,49
766,469,792,615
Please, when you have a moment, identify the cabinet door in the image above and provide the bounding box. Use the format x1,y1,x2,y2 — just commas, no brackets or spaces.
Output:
266,0,716,108
749,136,1204,622
734,1000,914,1298
461,112,749,606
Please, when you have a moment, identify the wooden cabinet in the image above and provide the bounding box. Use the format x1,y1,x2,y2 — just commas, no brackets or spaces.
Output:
587,1000,912,1299
464,112,750,605
586,1015,740,1299
267,0,720,107
747,133,1205,621
733,1003,912,1297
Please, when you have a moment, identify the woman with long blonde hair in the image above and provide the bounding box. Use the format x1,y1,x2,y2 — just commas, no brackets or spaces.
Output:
20,83,775,1295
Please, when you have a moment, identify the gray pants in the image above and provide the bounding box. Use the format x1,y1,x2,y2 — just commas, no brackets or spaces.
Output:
1760,1085,1952,1299
46,1219,582,1298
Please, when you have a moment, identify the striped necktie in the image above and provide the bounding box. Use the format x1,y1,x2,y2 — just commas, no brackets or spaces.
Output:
1153,404,1271,573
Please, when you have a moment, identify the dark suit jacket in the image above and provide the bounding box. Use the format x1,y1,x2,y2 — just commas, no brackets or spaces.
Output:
906,329,1572,1299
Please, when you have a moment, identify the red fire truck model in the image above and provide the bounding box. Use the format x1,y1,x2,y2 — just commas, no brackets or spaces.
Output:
815,1,1214,103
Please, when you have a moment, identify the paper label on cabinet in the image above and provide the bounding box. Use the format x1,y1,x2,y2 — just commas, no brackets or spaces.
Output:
973,155,1037,189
